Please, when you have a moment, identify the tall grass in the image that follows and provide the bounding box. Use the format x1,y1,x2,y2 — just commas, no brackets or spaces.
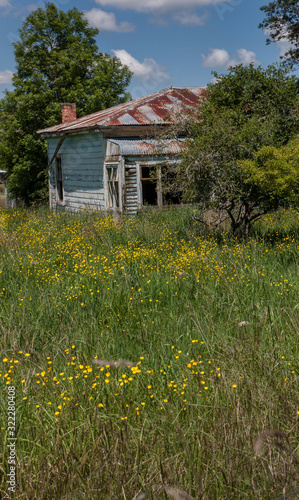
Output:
0,184,5,209
0,206,298,499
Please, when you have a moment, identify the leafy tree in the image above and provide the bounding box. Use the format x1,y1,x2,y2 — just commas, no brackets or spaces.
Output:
166,64,299,237
259,0,299,67
0,2,132,205
240,139,299,206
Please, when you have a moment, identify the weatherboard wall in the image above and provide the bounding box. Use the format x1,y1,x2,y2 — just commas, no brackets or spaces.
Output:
47,133,105,211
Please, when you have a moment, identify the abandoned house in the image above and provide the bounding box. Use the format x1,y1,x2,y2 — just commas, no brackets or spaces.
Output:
38,87,205,214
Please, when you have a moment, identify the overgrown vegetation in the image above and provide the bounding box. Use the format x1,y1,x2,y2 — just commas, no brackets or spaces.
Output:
165,64,299,237
0,2,131,205
0,185,5,209
0,207,298,499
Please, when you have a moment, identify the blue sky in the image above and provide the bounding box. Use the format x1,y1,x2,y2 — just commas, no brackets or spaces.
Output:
0,0,298,100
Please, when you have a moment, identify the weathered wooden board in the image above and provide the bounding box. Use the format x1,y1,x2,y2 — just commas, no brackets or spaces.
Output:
48,133,105,211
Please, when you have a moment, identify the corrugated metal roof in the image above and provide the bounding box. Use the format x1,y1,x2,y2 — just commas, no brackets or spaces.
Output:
38,87,205,135
108,138,184,156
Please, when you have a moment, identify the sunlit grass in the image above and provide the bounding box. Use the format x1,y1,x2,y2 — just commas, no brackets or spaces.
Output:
0,206,298,499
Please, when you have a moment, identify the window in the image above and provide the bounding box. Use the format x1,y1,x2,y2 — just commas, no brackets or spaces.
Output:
55,156,64,203
139,165,163,207
107,166,119,209
141,166,158,205
138,163,181,208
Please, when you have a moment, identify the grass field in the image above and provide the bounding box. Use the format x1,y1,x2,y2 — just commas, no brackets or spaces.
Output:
0,184,6,209
0,206,298,499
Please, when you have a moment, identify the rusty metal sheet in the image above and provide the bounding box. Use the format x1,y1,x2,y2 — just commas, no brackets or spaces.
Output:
38,87,205,135
108,138,184,156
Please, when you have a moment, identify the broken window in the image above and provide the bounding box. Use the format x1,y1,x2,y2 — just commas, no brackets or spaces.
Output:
55,156,64,203
140,164,181,207
141,166,158,206
107,166,119,209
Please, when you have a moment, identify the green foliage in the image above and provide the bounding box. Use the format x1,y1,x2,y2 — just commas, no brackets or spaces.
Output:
259,0,299,67
206,64,299,146
240,138,299,205
170,64,299,237
0,2,132,205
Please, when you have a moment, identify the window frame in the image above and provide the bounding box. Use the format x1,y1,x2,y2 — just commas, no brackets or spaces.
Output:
139,163,162,208
105,161,122,211
55,154,64,205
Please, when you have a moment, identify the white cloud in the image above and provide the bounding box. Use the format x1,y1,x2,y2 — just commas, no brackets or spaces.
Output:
96,0,223,13
112,49,169,81
172,10,208,26
264,28,295,59
235,49,259,65
202,48,231,68
0,69,13,85
0,0,11,7
202,48,260,68
276,38,293,58
84,8,135,32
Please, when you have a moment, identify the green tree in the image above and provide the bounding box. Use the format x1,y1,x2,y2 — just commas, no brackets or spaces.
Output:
259,0,299,67
166,64,299,237
0,2,132,205
240,139,299,206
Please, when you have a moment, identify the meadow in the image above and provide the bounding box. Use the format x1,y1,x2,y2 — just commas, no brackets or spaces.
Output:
0,185,5,209
0,206,298,500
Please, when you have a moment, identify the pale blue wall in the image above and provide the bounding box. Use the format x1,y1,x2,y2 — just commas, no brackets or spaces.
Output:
48,132,105,211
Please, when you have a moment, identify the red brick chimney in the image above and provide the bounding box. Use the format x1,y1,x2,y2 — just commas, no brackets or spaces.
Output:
61,103,77,123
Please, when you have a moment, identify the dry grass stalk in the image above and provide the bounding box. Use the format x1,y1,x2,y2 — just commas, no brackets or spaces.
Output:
254,429,297,462
92,358,137,368
133,494,147,500
134,485,196,500
274,487,299,500
153,485,196,500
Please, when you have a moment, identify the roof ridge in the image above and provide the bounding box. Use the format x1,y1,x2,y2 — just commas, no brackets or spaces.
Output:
64,86,204,122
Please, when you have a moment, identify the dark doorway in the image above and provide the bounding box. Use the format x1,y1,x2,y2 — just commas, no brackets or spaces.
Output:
141,166,157,205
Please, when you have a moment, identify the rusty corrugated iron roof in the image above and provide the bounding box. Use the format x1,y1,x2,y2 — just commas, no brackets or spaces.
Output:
108,138,184,156
38,87,205,135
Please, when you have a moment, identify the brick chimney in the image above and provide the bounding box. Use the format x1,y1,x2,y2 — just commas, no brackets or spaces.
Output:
61,103,77,124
